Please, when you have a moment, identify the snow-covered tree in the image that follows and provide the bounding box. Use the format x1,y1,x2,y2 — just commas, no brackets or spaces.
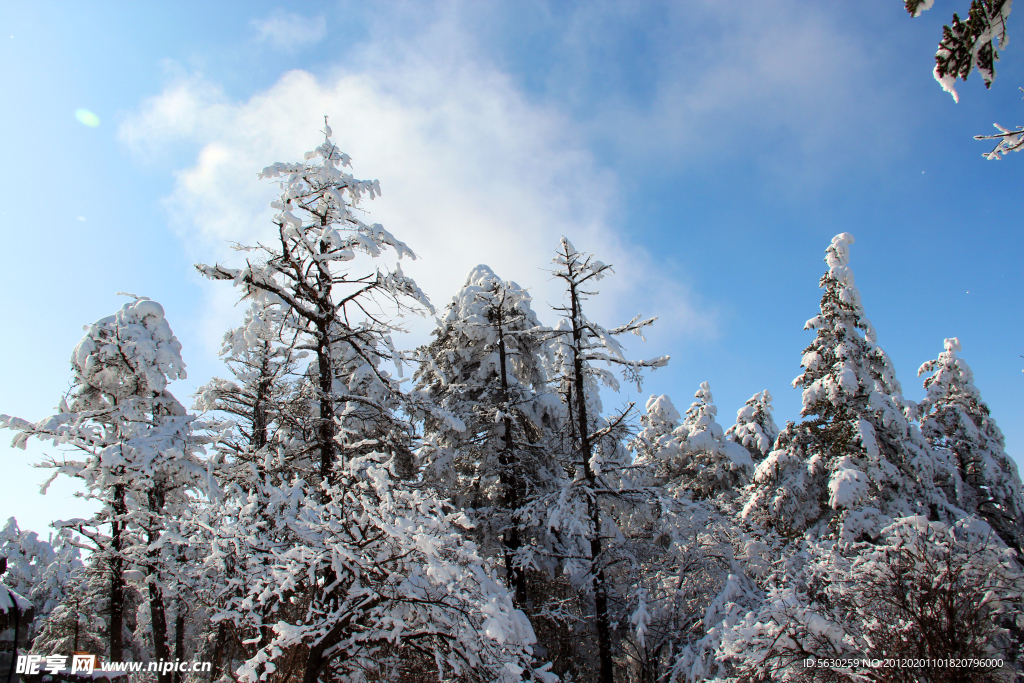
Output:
635,384,753,501
190,300,316,678
626,393,767,681
717,233,1024,681
30,560,113,660
195,301,314,483
1,296,208,675
0,519,83,645
532,237,668,683
725,390,779,462
742,233,948,543
215,452,543,683
414,265,563,607
918,337,1024,552
610,494,760,683
195,127,551,683
197,119,431,491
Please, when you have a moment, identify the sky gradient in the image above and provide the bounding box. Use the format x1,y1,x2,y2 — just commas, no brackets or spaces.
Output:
1,0,1021,536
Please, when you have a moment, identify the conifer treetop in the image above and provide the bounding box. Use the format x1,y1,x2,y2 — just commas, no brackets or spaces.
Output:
917,337,1024,551
793,232,903,418
744,233,948,542
73,296,186,401
726,390,780,459
197,121,432,321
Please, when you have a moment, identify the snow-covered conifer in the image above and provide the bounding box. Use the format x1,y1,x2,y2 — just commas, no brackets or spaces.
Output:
536,237,668,683
918,337,1024,552
414,265,563,606
30,558,113,660
742,233,947,542
197,120,431,490
215,452,542,683
725,390,779,461
0,519,84,644
197,303,307,461
636,383,753,501
190,301,316,677
194,128,553,683
1,297,208,674
626,393,767,681
718,517,1024,681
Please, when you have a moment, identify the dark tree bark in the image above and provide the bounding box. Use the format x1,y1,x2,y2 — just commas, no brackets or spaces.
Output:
495,303,526,607
566,275,615,683
108,483,126,662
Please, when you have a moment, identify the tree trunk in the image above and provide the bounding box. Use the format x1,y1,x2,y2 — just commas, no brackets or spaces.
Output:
302,642,325,683
495,308,525,606
173,600,186,683
315,322,336,488
73,597,80,653
147,567,171,683
210,622,227,682
303,225,340,683
109,483,126,662
567,278,615,683
148,487,171,683
252,341,272,453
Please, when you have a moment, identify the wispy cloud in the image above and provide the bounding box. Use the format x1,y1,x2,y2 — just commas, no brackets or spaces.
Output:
251,11,326,52
119,17,718,357
447,0,909,187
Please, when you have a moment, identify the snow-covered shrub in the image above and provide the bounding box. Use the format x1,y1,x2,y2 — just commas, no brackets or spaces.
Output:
719,517,1023,682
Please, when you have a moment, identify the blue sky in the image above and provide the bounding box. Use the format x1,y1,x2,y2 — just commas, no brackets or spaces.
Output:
1,0,1021,535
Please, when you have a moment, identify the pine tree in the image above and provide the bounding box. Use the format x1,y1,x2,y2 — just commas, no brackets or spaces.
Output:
195,126,544,683
191,300,314,679
195,301,313,483
414,265,563,607
718,234,1024,681
2,297,207,673
918,337,1024,552
539,237,668,683
627,393,764,682
0,519,83,645
725,390,779,462
637,383,753,501
905,0,1023,158
197,119,431,492
742,233,948,543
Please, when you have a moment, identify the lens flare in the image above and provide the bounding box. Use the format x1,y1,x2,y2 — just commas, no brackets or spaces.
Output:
75,109,100,127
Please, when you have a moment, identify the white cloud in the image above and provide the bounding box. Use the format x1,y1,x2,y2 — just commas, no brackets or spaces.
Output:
120,15,716,358
251,12,326,51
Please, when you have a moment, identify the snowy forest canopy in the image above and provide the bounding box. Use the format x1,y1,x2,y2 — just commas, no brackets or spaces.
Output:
2,127,1023,683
